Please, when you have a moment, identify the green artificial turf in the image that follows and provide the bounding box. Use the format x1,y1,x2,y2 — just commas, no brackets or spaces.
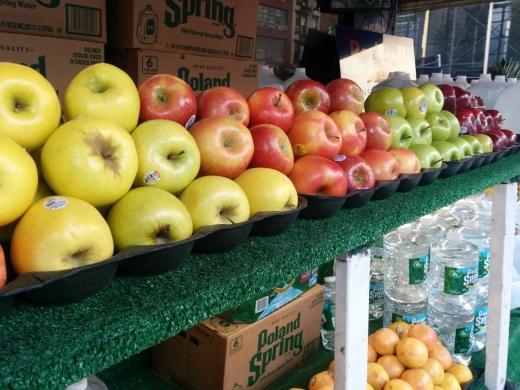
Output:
1,153,520,389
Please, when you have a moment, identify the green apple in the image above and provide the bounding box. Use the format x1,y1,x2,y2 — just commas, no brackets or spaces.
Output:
179,175,250,231
41,117,139,208
131,119,201,195
0,133,38,227
10,196,114,274
400,87,427,119
418,83,444,113
425,112,452,141
447,137,473,159
234,168,298,219
364,87,406,117
472,134,493,153
0,63,61,152
431,141,461,161
64,63,140,133
407,117,432,146
385,115,413,149
409,144,443,168
441,110,461,139
107,187,193,252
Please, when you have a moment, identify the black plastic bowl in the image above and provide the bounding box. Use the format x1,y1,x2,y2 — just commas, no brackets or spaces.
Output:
371,179,401,201
457,157,476,174
191,219,255,254
342,188,375,209
418,163,446,186
481,152,496,166
469,154,486,170
396,172,424,193
250,196,308,237
439,160,463,179
491,149,507,163
297,194,348,219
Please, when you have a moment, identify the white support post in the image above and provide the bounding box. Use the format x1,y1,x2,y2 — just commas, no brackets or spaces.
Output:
485,182,516,390
334,249,371,390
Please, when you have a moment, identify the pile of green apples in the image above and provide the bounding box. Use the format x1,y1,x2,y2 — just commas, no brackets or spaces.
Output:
364,84,490,168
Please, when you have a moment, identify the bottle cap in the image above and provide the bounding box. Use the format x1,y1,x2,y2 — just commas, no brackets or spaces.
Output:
419,215,434,225
397,224,413,233
495,75,506,82
395,71,405,78
507,78,518,83
456,75,467,81
443,74,452,80
65,379,88,390
447,230,463,242
324,276,336,283
480,74,492,80
455,199,470,207
295,67,306,73
437,207,452,215
418,74,429,80
432,72,442,78
463,219,479,229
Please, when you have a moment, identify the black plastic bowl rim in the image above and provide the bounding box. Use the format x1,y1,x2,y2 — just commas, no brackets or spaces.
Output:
469,154,486,170
297,193,348,219
439,160,464,179
396,172,424,193
371,179,401,200
342,187,376,209
250,196,308,236
491,148,508,163
418,163,446,186
457,157,476,174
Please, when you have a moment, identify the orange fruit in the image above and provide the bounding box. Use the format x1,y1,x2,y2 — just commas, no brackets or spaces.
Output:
368,344,378,363
329,360,335,373
367,362,391,390
378,355,406,380
309,371,335,390
420,358,445,385
373,328,401,355
428,344,452,371
383,379,415,390
317,386,334,390
390,321,412,337
399,329,409,340
439,373,461,390
395,337,429,368
401,368,434,390
368,384,375,390
369,333,376,346
446,363,473,384
407,324,439,352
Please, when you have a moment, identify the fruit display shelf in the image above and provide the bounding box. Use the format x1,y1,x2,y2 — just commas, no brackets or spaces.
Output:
1,153,520,390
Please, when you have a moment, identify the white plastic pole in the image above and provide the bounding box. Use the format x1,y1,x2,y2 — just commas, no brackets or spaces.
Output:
483,2,494,74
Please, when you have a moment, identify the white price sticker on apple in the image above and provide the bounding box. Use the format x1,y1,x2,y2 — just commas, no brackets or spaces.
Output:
333,155,346,162
460,126,468,134
185,115,196,130
385,108,398,116
143,171,161,184
43,198,68,210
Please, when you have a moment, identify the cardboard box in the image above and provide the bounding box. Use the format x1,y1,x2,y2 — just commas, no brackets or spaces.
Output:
107,0,258,60
0,0,106,43
152,284,325,390
110,48,258,98
0,32,105,120
219,268,319,324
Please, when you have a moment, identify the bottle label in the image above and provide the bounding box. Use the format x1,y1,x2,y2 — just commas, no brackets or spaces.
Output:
408,254,429,285
321,303,335,331
474,307,488,335
479,251,490,279
454,325,474,354
444,265,478,295
369,283,384,306
391,312,427,325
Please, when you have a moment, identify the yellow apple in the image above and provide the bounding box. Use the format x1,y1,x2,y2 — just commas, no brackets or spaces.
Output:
41,117,138,208
63,63,140,133
11,196,114,274
233,168,298,218
0,133,38,227
0,62,61,152
179,176,250,231
107,187,193,252
131,119,201,194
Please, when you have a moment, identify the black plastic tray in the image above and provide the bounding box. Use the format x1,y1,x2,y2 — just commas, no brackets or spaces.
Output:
418,164,446,186
439,160,464,179
469,154,486,170
481,152,497,166
396,172,424,193
371,179,401,200
191,219,255,254
504,145,516,157
491,149,507,163
457,157,476,174
297,193,348,219
342,188,375,209
250,196,308,236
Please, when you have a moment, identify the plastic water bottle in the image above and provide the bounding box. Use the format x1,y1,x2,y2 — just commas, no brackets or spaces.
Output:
494,80,520,132
442,74,455,85
416,74,429,86
383,224,430,326
453,76,471,90
507,78,518,85
65,376,109,390
473,210,492,232
258,65,283,90
379,71,408,89
369,237,385,320
371,72,395,92
433,207,462,230
428,231,479,364
459,219,490,351
405,73,418,87
413,215,447,248
450,200,476,221
282,68,310,91
321,276,336,350
467,74,504,109
493,75,509,89
429,73,444,85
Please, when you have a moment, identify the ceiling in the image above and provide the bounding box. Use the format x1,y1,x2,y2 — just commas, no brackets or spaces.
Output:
398,0,491,12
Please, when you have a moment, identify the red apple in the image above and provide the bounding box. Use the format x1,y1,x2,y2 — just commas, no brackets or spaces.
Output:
484,109,504,131
189,117,254,179
137,74,197,128
335,155,375,190
483,112,494,134
196,86,250,127
453,86,471,110
359,112,393,151
284,79,331,115
326,78,364,115
288,155,347,196
360,149,400,180
468,94,478,109
388,148,421,174
499,129,517,146
488,133,506,151
470,108,487,134
476,96,486,110
438,84,457,114
329,110,367,156
248,124,294,175
287,111,342,160
490,130,509,150
246,87,294,133
456,109,477,135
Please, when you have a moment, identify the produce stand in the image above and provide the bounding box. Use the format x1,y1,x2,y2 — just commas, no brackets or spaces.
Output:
1,153,520,390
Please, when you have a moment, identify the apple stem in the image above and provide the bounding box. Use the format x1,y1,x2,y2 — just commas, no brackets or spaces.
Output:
433,158,443,165
164,224,170,233
359,128,367,133
168,150,186,160
221,213,236,224
14,102,25,113
403,136,412,139
275,93,282,107
327,135,341,140
501,118,506,123
425,126,431,130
